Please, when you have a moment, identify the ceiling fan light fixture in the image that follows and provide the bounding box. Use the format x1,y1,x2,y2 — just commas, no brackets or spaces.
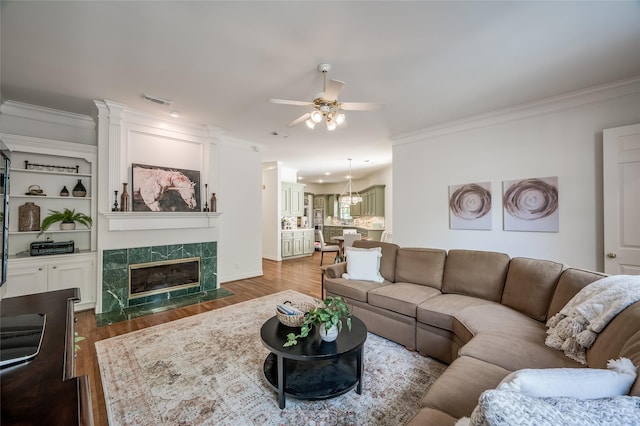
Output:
305,118,316,129
310,110,322,123
336,113,346,125
326,119,338,131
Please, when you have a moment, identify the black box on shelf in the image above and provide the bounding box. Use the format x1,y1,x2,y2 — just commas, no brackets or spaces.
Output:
30,240,75,256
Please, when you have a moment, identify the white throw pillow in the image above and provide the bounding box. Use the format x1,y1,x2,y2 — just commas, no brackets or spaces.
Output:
342,247,384,283
497,357,637,399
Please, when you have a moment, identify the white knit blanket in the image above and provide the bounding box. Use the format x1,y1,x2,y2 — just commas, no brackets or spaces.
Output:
545,275,640,364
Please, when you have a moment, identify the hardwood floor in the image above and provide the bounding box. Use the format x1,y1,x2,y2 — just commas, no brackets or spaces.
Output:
75,252,333,426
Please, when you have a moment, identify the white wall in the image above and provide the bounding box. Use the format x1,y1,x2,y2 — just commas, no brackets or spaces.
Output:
262,162,280,261
217,138,263,282
393,78,640,271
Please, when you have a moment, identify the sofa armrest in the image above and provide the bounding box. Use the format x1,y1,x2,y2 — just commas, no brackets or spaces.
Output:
323,262,347,279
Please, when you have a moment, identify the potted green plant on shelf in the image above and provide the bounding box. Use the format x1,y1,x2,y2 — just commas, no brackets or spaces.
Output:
38,208,92,235
284,296,352,347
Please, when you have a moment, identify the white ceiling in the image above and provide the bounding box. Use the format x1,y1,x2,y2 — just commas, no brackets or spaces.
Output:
2,1,640,183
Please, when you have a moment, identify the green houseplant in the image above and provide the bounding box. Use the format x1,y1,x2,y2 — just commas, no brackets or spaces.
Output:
284,296,352,347
39,208,92,235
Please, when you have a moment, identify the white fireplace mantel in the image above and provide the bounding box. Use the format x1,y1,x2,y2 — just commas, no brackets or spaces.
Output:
101,211,222,231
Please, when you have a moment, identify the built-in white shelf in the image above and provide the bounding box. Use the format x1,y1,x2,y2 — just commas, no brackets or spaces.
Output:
101,211,222,231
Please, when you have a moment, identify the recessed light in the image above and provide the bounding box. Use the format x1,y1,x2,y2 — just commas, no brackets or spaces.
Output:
170,111,180,118
324,172,331,175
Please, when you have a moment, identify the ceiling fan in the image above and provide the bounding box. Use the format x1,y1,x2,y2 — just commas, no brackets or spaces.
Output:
269,64,382,131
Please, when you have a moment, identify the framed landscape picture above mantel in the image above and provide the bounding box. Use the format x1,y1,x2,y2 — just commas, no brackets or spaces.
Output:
132,163,201,212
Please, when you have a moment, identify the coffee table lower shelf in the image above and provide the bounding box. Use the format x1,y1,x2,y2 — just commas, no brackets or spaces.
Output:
263,352,360,402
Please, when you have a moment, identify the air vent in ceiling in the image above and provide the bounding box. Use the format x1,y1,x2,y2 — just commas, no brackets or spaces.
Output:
142,94,172,106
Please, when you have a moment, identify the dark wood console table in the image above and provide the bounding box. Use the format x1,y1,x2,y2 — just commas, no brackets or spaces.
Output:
1,288,93,425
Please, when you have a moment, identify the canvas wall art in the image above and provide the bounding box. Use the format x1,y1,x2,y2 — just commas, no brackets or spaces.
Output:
132,163,201,212
503,176,559,232
449,182,492,230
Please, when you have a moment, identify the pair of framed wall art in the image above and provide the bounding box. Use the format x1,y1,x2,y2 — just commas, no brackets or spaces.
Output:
448,176,559,232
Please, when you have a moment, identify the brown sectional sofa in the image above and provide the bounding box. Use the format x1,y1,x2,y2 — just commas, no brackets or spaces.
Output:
322,240,640,424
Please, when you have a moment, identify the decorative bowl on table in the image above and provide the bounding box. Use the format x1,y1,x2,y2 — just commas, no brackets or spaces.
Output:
276,300,316,328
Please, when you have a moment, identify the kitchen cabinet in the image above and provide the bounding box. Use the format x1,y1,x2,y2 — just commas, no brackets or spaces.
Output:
281,231,293,257
360,185,385,217
5,252,97,311
281,182,305,216
313,195,325,209
303,230,315,254
281,229,315,259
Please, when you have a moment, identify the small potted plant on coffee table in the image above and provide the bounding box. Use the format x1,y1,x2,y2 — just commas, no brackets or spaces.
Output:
39,208,92,235
284,296,352,347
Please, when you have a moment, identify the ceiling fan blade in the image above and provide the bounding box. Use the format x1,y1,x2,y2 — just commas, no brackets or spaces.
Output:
269,98,311,107
323,79,345,102
340,102,384,111
288,112,311,127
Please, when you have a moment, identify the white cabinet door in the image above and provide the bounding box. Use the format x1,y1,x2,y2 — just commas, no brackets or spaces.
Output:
292,234,304,255
6,253,97,310
48,256,96,305
5,262,48,298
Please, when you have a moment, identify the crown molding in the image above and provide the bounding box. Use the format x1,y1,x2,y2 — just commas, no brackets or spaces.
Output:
393,76,640,145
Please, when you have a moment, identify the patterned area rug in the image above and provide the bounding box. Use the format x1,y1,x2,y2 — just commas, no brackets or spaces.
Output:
96,290,446,425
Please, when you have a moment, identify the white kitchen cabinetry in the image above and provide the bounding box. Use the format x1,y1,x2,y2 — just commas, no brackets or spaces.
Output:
281,182,305,216
5,252,97,311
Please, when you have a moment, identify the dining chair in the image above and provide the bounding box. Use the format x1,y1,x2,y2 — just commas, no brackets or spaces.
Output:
343,229,357,235
316,230,340,265
342,233,362,251
381,231,393,243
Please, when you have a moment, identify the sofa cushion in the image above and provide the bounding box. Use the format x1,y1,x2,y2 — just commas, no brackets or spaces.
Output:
501,257,564,321
417,294,496,331
352,240,399,282
442,250,510,302
459,331,584,371
368,283,441,317
547,267,606,319
323,277,389,303
455,303,546,337
405,408,457,426
395,247,447,290
421,356,511,419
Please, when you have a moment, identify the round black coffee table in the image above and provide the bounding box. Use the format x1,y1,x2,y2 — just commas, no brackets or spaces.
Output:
260,315,368,409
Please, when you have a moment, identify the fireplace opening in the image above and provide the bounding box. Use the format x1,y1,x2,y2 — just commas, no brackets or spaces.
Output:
129,257,201,299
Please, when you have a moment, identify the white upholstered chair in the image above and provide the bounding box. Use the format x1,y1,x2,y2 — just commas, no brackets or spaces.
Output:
342,233,362,251
316,230,340,265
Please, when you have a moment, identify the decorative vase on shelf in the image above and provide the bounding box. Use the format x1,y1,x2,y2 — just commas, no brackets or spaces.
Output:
319,323,339,342
120,183,129,212
18,202,40,232
60,186,69,197
210,193,217,212
72,179,87,197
